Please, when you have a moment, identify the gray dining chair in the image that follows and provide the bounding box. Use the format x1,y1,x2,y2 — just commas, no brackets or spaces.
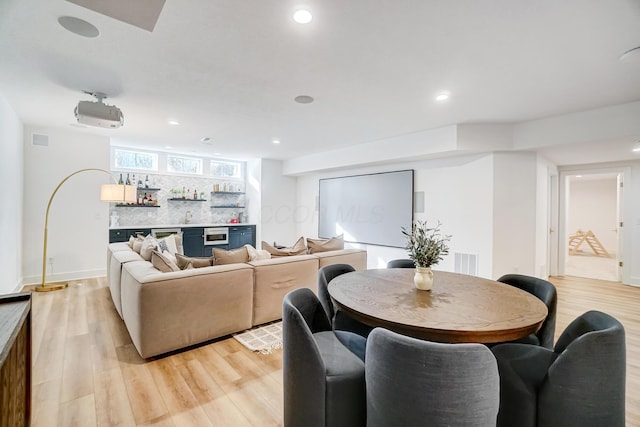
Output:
282,288,366,427
491,310,625,427
497,274,557,348
317,264,373,338
365,327,500,427
386,259,415,268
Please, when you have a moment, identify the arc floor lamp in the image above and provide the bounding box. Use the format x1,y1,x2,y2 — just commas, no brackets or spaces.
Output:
36,168,136,292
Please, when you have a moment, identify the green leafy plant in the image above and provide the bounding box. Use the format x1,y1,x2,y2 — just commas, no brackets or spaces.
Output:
401,220,451,268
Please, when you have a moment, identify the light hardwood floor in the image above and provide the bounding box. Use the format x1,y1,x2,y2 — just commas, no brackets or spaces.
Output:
27,275,640,426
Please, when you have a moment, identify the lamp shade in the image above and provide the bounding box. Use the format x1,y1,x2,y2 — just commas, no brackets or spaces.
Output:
100,184,137,203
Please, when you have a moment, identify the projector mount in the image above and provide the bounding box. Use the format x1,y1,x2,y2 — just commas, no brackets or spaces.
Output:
83,91,108,103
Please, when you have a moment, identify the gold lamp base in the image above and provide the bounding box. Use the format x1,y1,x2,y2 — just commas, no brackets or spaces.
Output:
35,283,69,292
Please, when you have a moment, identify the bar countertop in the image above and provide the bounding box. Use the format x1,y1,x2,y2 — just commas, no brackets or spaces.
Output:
109,223,255,230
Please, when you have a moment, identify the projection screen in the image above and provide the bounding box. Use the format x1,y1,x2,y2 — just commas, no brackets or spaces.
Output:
318,170,414,247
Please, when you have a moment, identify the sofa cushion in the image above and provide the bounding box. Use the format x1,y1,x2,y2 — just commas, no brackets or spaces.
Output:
175,253,214,269
307,234,344,254
249,254,319,325
313,248,368,271
151,250,180,272
213,246,250,265
262,237,307,257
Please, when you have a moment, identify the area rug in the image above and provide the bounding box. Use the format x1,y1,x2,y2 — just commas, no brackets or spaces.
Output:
233,321,282,354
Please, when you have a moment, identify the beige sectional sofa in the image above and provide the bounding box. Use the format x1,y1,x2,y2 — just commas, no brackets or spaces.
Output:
108,242,366,358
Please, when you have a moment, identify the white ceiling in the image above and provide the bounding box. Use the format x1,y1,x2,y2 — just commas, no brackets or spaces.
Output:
1,0,640,164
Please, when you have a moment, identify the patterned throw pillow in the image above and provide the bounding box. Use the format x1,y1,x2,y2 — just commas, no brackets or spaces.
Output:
157,235,178,263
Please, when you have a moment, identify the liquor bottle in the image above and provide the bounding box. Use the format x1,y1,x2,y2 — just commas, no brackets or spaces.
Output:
187,188,191,199
131,174,137,187
125,173,131,185
193,188,198,200
182,186,186,198
137,192,143,205
143,193,148,205
148,193,153,205
145,175,150,188
118,173,123,184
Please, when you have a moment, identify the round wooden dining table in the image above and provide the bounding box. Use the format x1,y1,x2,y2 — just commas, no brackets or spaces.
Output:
328,268,548,344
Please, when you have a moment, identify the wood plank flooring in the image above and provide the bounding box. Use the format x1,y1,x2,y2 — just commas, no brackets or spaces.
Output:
26,275,640,426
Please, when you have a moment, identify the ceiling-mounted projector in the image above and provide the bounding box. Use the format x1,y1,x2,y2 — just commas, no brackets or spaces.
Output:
74,92,124,128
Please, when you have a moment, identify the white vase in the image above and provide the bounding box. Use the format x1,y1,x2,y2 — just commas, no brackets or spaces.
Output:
413,266,434,291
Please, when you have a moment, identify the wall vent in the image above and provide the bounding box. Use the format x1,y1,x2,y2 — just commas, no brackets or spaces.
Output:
454,252,478,276
32,133,49,147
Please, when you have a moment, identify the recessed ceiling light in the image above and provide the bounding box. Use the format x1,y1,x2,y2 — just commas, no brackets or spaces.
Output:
165,145,173,149
435,91,450,102
575,175,583,178
293,9,312,24
632,146,640,152
272,139,281,144
620,47,640,64
200,137,211,142
58,16,99,38
168,120,180,125
294,95,314,104
213,152,221,156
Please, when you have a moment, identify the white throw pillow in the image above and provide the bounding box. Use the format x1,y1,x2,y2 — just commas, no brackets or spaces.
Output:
174,231,184,255
245,244,271,261
140,234,158,261
157,235,178,263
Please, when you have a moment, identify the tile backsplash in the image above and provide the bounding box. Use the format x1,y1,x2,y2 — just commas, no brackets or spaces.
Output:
109,172,248,226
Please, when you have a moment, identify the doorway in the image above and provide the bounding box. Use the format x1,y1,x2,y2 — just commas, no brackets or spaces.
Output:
562,172,621,282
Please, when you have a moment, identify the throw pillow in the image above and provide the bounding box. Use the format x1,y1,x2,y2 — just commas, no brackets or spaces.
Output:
175,253,213,270
128,235,135,248
174,232,184,256
151,250,180,272
307,234,345,254
132,237,144,254
262,237,307,257
157,235,179,263
213,246,250,265
140,234,158,261
245,244,272,261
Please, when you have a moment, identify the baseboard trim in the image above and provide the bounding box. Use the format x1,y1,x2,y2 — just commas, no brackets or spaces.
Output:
22,268,107,286
13,278,24,293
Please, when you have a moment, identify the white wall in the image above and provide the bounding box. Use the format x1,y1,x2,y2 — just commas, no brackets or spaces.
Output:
568,177,618,252
295,154,497,276
22,126,111,284
0,95,24,294
492,152,537,277
259,159,298,247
